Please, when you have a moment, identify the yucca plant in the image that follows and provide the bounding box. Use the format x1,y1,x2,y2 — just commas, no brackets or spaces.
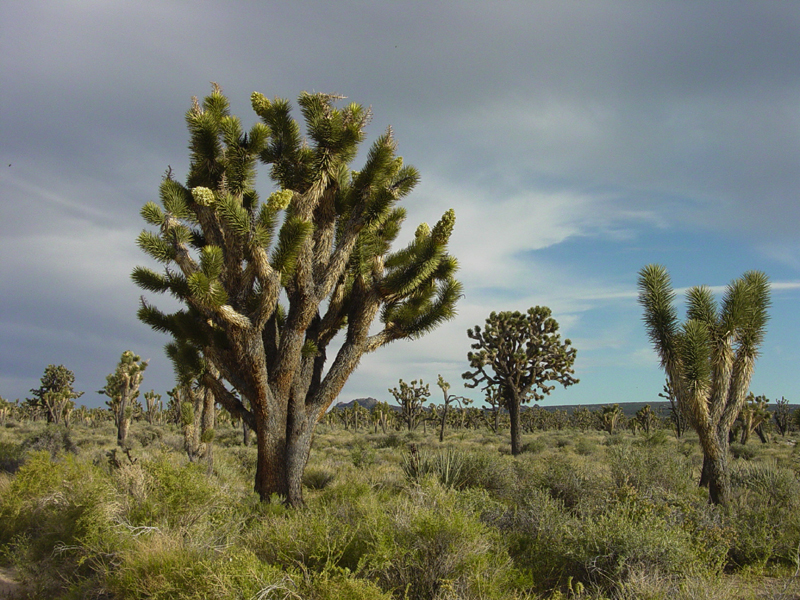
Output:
638,265,770,505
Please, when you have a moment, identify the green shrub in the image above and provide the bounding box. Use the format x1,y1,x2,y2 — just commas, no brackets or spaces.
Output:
365,486,513,600
301,571,394,600
303,466,336,490
247,501,378,574
374,432,405,449
536,453,594,510
0,440,24,473
21,426,77,458
0,451,121,596
521,439,546,454
108,539,288,600
350,441,376,468
118,454,229,531
132,425,162,448
727,460,800,569
491,486,578,589
730,442,758,460
574,437,597,456
607,441,694,497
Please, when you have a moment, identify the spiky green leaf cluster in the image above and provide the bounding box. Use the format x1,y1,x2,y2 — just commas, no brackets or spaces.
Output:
134,85,461,431
637,264,771,433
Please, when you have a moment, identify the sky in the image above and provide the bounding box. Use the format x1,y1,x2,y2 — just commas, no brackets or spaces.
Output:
2,1,799,409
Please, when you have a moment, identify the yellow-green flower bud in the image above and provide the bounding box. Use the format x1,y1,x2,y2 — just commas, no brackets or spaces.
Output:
251,92,271,116
267,189,293,211
192,187,215,207
415,222,431,240
432,209,456,244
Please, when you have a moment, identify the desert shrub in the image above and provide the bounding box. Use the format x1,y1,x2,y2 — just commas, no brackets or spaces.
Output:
521,439,546,454
118,453,230,532
227,446,258,477
0,451,121,595
640,428,670,446
730,442,758,460
132,424,162,448
0,439,24,473
213,425,245,447
247,499,379,574
108,537,288,600
727,460,800,569
536,453,595,511
365,486,514,600
303,466,336,490
491,486,578,589
578,499,710,585
21,426,77,458
607,441,695,497
350,440,377,468
300,571,395,600
554,436,572,449
374,432,405,449
574,437,598,456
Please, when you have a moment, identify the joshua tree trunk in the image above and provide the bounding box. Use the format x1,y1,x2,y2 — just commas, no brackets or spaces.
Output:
117,409,131,446
698,429,731,505
507,389,522,455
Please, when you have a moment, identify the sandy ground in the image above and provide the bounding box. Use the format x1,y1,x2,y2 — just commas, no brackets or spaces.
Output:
0,568,21,599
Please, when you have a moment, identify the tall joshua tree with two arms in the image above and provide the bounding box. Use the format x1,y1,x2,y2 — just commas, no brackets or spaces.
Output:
133,85,461,506
638,264,770,505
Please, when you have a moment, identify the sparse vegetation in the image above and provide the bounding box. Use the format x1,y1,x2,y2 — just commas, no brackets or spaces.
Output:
0,411,798,599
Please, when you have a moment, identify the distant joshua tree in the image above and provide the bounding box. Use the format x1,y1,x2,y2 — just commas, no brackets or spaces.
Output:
463,307,578,455
98,351,147,446
389,379,430,431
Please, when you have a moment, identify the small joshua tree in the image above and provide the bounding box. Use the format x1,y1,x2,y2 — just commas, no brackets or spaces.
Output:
774,396,791,436
737,393,770,445
435,375,468,443
389,379,431,431
638,264,770,505
634,404,658,435
173,382,216,466
143,390,162,424
463,307,578,455
98,351,148,446
28,365,84,425
600,404,624,434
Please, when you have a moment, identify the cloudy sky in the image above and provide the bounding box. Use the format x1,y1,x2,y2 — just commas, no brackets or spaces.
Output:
2,1,799,409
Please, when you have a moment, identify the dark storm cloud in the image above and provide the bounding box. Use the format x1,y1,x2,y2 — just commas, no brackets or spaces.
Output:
2,1,799,403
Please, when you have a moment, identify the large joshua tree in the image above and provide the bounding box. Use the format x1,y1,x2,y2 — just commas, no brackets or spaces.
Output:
463,307,578,455
133,85,461,506
637,264,770,505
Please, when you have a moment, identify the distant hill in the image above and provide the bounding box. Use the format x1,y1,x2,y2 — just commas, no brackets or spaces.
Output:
334,397,380,410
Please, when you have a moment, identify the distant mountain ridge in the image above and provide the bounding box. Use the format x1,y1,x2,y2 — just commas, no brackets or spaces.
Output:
334,397,380,410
